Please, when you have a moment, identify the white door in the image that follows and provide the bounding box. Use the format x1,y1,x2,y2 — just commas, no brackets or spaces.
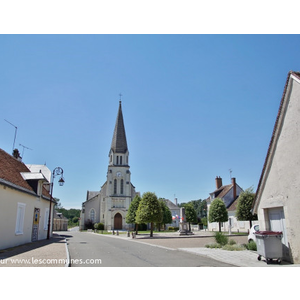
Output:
268,207,289,259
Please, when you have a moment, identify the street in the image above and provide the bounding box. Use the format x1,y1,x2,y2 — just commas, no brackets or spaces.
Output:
62,230,235,267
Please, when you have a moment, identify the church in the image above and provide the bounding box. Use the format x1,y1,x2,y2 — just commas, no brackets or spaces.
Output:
80,101,139,230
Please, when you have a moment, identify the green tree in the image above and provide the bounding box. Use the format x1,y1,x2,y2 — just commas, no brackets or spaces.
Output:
126,194,142,234
183,204,197,231
208,198,228,232
157,199,172,231
201,217,207,227
54,197,62,209
136,192,162,237
235,187,258,228
72,216,79,224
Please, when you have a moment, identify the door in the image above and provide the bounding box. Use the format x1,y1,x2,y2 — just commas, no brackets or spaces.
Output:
32,208,40,242
114,213,122,230
268,207,289,260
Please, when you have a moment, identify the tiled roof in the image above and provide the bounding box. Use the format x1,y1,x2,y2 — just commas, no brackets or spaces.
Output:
110,101,128,153
212,184,232,200
0,148,35,193
0,148,51,199
209,182,242,210
163,199,180,210
227,196,239,211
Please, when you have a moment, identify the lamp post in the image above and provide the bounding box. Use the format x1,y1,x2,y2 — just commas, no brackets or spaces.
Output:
47,167,65,239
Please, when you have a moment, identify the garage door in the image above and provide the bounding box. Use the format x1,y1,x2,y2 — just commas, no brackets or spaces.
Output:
268,207,289,260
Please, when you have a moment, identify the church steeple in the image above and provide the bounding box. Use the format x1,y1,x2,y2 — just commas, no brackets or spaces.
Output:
110,101,128,154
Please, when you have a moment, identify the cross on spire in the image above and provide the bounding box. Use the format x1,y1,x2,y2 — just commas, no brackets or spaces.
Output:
119,93,122,102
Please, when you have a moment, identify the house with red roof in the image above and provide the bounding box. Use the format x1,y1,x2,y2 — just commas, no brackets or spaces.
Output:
252,71,300,263
0,148,54,250
206,176,256,232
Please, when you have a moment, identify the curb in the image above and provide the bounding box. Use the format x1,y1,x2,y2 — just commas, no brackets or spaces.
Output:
64,238,71,267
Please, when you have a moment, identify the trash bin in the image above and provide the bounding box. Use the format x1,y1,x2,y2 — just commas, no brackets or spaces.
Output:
254,231,283,264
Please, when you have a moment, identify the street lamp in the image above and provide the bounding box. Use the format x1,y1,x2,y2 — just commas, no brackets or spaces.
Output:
47,167,65,239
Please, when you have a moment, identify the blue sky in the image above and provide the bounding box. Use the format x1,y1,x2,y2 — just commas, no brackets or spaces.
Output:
1,34,300,209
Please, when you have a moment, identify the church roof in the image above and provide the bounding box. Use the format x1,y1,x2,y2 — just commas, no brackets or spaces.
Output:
110,101,128,153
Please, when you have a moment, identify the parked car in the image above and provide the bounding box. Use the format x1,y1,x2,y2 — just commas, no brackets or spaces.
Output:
248,224,259,242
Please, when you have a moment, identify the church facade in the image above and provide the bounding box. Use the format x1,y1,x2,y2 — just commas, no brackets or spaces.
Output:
80,101,138,230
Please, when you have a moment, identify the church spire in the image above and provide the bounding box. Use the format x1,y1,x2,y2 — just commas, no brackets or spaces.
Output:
110,101,128,153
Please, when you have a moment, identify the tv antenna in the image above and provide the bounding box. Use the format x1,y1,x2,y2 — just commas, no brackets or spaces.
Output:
4,119,18,153
229,168,232,180
19,143,33,159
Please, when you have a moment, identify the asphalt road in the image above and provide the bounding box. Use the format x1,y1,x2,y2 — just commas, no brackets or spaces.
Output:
63,231,235,267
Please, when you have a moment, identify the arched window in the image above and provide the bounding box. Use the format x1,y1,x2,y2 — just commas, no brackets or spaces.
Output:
90,208,95,222
120,156,122,165
114,179,117,194
116,156,119,165
121,179,124,194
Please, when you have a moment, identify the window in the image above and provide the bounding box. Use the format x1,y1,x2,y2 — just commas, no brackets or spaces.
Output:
114,179,117,194
15,203,26,235
90,209,96,222
120,156,122,165
121,179,124,194
116,156,119,165
44,208,49,230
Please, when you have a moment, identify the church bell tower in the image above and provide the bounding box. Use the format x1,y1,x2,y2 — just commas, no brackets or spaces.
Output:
103,101,135,230
81,100,137,231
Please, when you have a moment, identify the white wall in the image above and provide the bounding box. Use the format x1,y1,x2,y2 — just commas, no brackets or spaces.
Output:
256,78,300,263
0,184,53,250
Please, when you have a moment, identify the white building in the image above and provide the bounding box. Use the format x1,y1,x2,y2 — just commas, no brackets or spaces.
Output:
0,148,54,250
253,71,300,263
80,101,138,230
206,176,254,232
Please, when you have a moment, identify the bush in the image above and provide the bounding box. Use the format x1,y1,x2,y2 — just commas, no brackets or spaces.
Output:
97,223,104,230
245,240,257,251
85,219,94,230
214,232,228,246
228,239,236,245
205,243,222,249
168,226,175,231
174,227,179,231
222,244,246,251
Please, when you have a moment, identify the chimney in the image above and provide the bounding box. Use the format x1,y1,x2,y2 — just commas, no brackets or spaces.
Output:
232,177,237,199
215,176,222,189
12,148,22,161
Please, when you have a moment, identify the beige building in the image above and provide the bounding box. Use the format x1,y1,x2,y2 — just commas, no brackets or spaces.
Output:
0,148,54,250
80,101,138,230
253,71,300,263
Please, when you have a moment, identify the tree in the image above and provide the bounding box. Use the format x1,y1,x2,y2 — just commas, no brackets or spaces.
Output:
157,199,172,231
72,216,79,224
135,192,162,237
54,197,62,209
208,198,228,232
126,194,142,234
235,187,258,228
183,204,197,231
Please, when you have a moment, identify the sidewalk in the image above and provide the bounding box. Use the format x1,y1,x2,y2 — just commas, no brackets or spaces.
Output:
0,233,69,267
104,230,299,267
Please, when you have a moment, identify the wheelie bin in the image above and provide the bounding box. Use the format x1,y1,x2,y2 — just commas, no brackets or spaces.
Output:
254,231,283,264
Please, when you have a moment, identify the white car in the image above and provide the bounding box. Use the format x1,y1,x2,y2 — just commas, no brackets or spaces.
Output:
248,224,259,243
